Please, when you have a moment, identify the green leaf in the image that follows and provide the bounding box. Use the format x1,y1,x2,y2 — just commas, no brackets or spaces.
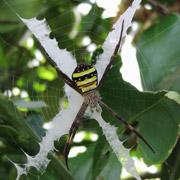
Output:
161,140,180,180
5,0,43,18
0,94,39,140
45,1,75,49
137,97,179,164
70,146,94,180
33,82,47,92
98,153,121,180
0,94,40,154
0,1,20,32
0,125,18,139
40,154,73,180
136,14,180,92
100,56,180,165
37,66,57,81
92,135,111,179
79,4,103,33
92,135,121,180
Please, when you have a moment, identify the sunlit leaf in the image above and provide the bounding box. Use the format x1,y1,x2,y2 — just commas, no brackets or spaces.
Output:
137,14,180,92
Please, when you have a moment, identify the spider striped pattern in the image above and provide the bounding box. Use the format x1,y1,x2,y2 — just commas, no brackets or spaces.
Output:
72,64,98,93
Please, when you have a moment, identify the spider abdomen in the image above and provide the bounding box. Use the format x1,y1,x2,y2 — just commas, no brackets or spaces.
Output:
72,64,98,93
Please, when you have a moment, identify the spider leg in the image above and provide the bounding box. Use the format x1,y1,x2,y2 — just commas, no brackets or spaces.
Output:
38,44,82,95
98,20,124,88
98,100,155,153
64,101,89,169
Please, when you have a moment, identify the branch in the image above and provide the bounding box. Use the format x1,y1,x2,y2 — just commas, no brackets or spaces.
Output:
0,20,18,24
148,0,170,15
123,172,161,180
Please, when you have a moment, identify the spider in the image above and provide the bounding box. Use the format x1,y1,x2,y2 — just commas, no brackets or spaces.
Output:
43,20,155,169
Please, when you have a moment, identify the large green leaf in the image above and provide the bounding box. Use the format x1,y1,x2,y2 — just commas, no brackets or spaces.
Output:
136,14,180,92
100,57,180,165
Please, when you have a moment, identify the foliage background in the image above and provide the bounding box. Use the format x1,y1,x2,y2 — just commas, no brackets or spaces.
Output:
0,0,180,179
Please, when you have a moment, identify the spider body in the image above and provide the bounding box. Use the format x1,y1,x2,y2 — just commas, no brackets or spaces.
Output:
72,64,98,93
84,91,100,109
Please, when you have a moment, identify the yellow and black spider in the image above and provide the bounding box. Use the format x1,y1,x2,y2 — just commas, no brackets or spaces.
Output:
46,20,155,169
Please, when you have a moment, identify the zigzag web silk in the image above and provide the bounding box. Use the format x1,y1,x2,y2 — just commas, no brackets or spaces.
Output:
12,0,144,179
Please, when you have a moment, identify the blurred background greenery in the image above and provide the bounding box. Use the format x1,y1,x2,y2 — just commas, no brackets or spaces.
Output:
0,0,180,179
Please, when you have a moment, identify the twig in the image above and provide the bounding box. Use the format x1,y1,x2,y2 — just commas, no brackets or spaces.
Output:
0,20,18,24
123,172,161,180
148,0,170,15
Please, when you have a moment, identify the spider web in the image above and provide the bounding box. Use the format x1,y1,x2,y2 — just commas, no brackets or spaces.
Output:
17,0,147,179
1,1,180,180
0,2,152,177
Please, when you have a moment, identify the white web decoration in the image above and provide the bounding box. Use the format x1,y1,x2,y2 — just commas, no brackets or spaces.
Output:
14,0,143,179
